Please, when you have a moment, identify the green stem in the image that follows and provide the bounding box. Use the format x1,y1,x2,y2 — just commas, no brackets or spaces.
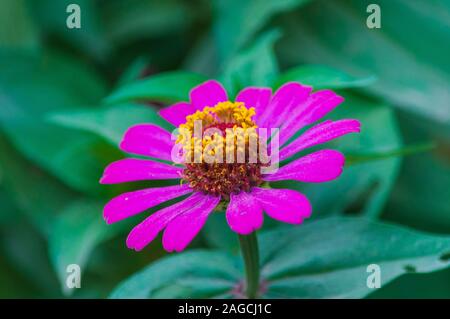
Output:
238,232,260,299
346,142,435,165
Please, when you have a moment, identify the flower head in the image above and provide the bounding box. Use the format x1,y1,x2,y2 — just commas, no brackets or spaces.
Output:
101,80,361,252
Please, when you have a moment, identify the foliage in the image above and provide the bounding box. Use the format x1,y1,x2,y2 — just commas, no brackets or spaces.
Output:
0,0,449,298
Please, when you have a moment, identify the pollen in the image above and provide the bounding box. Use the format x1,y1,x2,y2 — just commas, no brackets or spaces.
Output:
176,101,265,199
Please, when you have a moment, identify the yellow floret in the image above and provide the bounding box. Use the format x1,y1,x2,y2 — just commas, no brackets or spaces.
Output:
176,101,258,164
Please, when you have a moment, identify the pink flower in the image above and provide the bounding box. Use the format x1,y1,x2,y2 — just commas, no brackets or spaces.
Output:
100,80,361,252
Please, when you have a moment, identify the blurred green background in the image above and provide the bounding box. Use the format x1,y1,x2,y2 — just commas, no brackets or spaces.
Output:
0,0,449,298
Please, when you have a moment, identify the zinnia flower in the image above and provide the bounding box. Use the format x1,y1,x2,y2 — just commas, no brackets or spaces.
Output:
100,80,360,252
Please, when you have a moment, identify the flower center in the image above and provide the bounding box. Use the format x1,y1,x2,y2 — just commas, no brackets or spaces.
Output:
177,101,265,199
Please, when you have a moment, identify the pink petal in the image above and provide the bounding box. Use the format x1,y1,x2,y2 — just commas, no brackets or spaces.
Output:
226,192,263,235
103,184,192,224
100,158,183,184
279,119,361,161
159,102,195,127
264,149,345,183
257,82,312,129
235,87,272,124
126,193,204,251
252,187,312,224
162,195,220,252
279,90,344,145
190,80,228,110
120,124,174,161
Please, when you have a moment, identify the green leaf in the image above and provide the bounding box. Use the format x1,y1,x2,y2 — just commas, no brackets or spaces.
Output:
274,65,376,90
0,133,76,236
0,0,39,50
115,57,150,88
203,213,240,253
381,112,450,234
1,220,60,296
11,130,120,194
0,187,19,224
102,0,192,46
105,71,208,105
183,33,219,77
278,0,450,132
213,0,311,62
0,50,115,194
385,151,450,233
110,250,241,298
48,103,171,146
220,30,281,98
368,268,450,298
110,218,450,298
260,218,450,298
49,200,124,295
0,256,39,298
27,0,109,60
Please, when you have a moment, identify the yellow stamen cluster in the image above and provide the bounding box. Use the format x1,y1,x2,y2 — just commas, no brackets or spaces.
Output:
179,101,256,133
176,102,258,163
176,101,264,198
